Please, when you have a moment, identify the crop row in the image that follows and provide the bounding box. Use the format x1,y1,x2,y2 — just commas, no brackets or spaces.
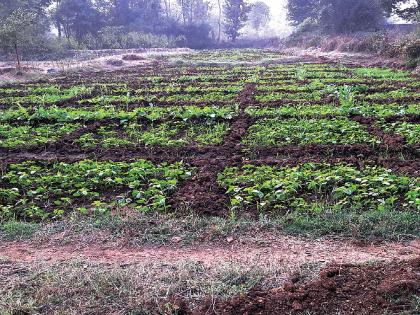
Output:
1,64,415,95
254,88,420,103
218,163,419,214
76,120,229,148
1,115,418,149
0,67,416,111
243,118,380,146
245,103,420,118
0,105,238,123
0,86,93,107
0,160,193,221
0,106,237,149
0,121,229,149
1,161,418,221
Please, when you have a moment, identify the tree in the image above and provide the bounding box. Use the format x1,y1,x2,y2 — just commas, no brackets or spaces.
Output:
223,0,250,41
162,0,174,19
380,0,419,21
217,0,223,42
114,0,131,25
0,0,53,17
318,0,384,33
287,0,317,26
177,0,212,25
287,0,384,34
53,0,103,44
0,8,47,71
130,0,164,33
248,1,271,33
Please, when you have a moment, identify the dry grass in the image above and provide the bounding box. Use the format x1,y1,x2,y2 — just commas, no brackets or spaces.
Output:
0,258,296,314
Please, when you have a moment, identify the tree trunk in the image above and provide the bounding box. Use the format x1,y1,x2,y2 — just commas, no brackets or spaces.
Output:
217,0,222,42
180,0,185,24
14,43,21,72
57,21,62,40
163,0,170,19
190,0,194,24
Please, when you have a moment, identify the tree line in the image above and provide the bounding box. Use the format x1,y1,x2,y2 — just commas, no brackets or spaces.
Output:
0,0,418,63
0,0,270,61
288,0,419,34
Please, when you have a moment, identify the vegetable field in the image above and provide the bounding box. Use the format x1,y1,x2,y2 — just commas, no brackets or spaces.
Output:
1,51,419,228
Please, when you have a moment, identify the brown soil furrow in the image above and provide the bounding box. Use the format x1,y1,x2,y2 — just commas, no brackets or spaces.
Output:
2,148,418,177
350,115,408,148
167,84,257,215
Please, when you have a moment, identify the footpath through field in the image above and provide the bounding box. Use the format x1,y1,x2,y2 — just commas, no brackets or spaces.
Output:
1,235,419,268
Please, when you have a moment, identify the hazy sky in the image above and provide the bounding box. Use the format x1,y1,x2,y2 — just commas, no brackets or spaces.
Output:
249,0,292,36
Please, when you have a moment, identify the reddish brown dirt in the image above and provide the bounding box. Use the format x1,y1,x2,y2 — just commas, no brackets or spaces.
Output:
1,236,419,268
351,115,408,148
169,83,256,215
2,236,419,315
194,258,420,315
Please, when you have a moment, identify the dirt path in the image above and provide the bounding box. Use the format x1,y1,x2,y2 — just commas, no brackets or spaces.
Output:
1,235,419,268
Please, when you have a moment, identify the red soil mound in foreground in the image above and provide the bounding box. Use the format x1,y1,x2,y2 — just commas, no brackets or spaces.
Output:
189,258,420,315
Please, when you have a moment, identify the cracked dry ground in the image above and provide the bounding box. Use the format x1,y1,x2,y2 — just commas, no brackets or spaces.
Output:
0,59,419,314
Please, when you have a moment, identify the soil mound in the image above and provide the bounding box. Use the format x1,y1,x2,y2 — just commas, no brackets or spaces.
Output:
122,54,145,61
193,258,420,315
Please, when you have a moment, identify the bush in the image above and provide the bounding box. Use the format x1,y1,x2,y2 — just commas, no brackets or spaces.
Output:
182,24,213,49
122,54,145,61
106,59,124,67
285,29,419,68
93,26,182,49
405,39,420,68
405,40,420,59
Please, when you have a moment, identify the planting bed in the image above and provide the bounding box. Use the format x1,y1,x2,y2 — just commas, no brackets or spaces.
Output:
1,50,420,315
0,56,419,227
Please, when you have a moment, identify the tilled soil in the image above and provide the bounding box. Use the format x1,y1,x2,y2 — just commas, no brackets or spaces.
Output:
193,258,420,315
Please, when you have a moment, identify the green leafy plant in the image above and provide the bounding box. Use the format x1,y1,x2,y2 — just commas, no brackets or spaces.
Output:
218,163,419,214
0,160,193,221
378,120,420,145
243,117,380,146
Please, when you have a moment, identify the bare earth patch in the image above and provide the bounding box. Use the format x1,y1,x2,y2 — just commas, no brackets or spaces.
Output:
0,48,193,84
1,233,419,267
1,233,419,314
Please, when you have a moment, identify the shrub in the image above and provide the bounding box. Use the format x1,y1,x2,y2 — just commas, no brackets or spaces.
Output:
94,26,181,49
106,59,124,67
122,54,144,61
405,39,420,60
405,40,420,68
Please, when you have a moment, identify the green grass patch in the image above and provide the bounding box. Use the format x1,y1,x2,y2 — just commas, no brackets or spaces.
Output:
283,208,420,240
0,220,39,240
